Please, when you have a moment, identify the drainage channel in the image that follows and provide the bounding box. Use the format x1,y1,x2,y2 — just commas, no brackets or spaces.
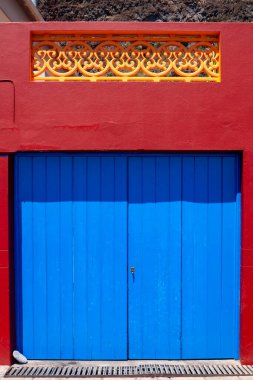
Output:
5,364,253,377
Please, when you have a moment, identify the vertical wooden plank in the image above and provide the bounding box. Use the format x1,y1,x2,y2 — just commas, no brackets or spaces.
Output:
235,156,241,359
46,156,61,358
141,157,156,358
181,156,195,358
32,157,47,358
99,156,128,359
14,156,21,353
128,157,142,359
59,156,74,358
169,156,182,357
113,156,127,358
72,156,88,359
100,157,114,357
156,156,182,358
18,157,34,358
86,156,101,358
206,157,222,357
183,156,218,358
187,156,208,357
221,156,240,358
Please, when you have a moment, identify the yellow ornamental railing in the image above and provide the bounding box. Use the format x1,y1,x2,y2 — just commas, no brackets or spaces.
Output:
32,33,220,82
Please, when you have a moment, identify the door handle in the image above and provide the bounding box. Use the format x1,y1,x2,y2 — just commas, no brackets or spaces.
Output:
131,266,135,274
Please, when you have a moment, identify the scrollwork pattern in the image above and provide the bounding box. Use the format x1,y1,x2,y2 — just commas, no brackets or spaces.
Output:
32,35,220,81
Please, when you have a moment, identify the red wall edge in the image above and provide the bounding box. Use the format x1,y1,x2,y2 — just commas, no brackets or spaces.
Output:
240,152,253,364
0,22,252,364
0,156,12,365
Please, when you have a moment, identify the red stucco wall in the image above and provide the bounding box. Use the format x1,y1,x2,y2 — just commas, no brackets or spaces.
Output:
0,22,252,364
0,156,12,365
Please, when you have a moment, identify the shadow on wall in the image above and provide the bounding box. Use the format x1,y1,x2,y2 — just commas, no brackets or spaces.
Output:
14,153,241,203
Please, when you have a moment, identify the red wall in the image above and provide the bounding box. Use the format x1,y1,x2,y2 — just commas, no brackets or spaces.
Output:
0,22,252,364
0,156,12,365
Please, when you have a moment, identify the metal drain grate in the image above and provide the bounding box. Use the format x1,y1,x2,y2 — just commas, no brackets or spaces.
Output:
5,364,253,377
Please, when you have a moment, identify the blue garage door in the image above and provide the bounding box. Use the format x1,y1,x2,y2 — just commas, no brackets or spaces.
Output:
15,154,241,360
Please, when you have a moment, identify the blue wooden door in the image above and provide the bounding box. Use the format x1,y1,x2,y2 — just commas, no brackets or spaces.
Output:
15,153,241,360
128,154,241,359
15,154,128,359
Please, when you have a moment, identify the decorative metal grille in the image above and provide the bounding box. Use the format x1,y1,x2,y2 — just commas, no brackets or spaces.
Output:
32,33,220,82
5,363,253,377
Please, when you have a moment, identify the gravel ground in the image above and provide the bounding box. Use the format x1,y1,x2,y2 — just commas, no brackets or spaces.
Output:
37,0,253,22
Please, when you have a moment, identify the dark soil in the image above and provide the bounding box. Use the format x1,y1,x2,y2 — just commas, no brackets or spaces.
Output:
37,0,253,22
